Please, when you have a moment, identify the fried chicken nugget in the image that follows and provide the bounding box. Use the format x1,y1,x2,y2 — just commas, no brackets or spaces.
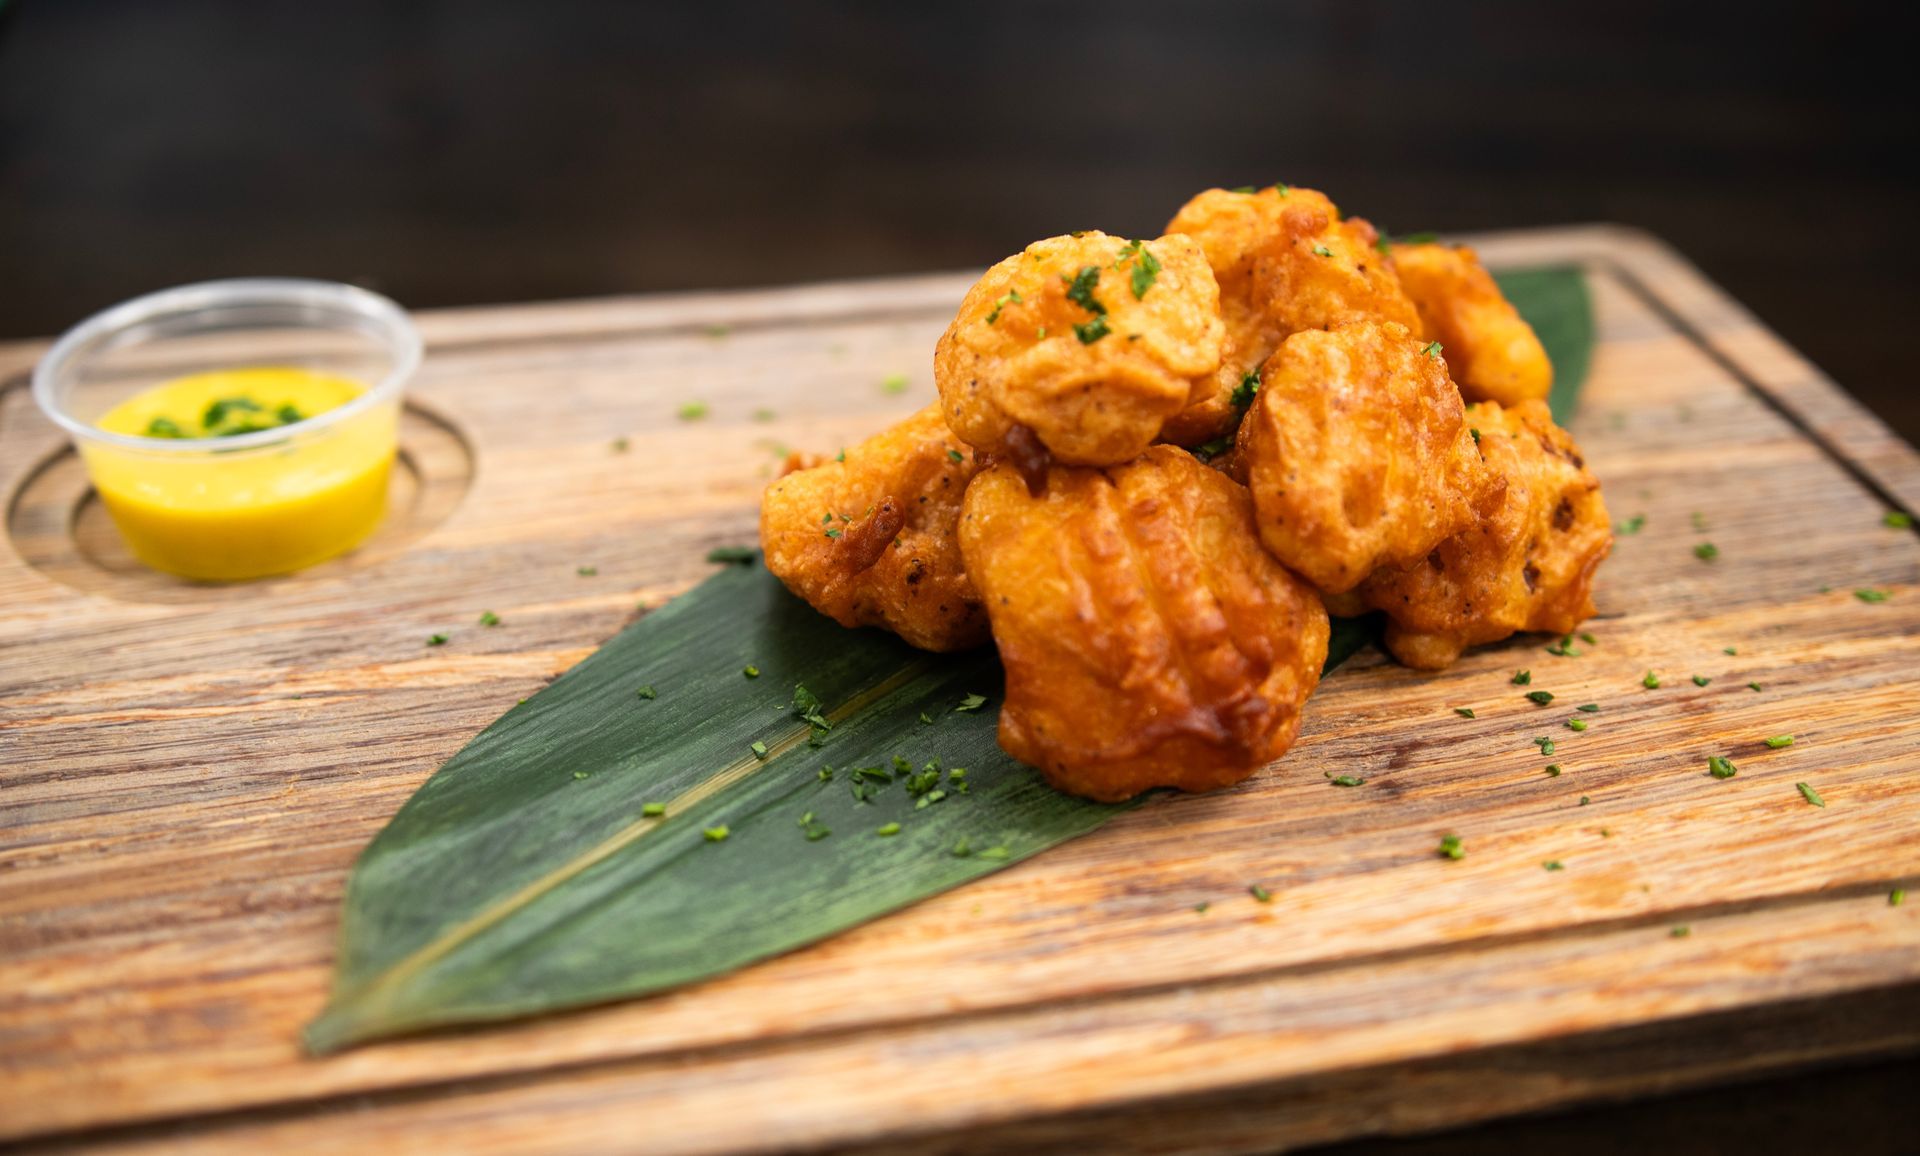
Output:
760,404,989,652
1360,400,1611,669
1391,242,1552,406
935,231,1224,469
1162,185,1422,445
958,446,1330,801
1235,320,1501,594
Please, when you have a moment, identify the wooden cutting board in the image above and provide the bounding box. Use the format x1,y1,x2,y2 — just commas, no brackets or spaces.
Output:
2,227,1916,1155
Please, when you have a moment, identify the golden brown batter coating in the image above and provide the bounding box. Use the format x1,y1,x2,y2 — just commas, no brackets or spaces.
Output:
760,405,989,652
1391,242,1552,407
934,231,1224,468
1235,320,1501,594
1162,185,1422,445
958,446,1330,801
1359,400,1611,669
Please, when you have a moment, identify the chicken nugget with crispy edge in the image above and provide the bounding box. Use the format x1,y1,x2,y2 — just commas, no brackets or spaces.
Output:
760,404,989,652
1235,319,1502,594
1360,399,1611,669
935,231,1224,476
1391,241,1552,406
1162,185,1422,446
958,445,1330,802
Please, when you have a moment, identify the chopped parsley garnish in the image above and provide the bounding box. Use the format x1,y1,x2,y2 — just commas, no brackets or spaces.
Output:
986,289,1023,325
1544,764,1562,777
1194,902,1211,914
1116,239,1161,298
1884,511,1913,529
919,711,933,725
1693,542,1719,562
1579,632,1597,645
676,401,709,421
824,528,842,539
954,693,989,713
1894,889,1907,906
951,837,972,857
478,610,500,626
1765,735,1795,749
1193,436,1233,462
703,825,731,842
750,740,769,760
881,373,909,394
1567,718,1588,732
1063,265,1107,315
1513,670,1532,685
1546,636,1581,657
1469,428,1481,443
144,416,186,438
947,449,964,463
1438,834,1465,860
1670,926,1691,938
1708,756,1737,779
1229,185,1256,193
577,565,598,576
1454,707,1476,718
1576,703,1600,713
1748,682,1763,692
1724,647,1738,655
1526,691,1555,705
203,396,262,427
1579,795,1591,806
1230,370,1261,408
743,665,760,679
1312,244,1333,258
1692,675,1710,687
1421,340,1444,360
707,546,757,564
1544,860,1564,871
752,408,776,422
426,633,448,646
1073,315,1112,344
1249,883,1273,902
611,436,630,453
1855,588,1890,603
1643,671,1662,689
1534,736,1556,754
636,685,657,700
1617,514,1646,535
1796,782,1826,808
875,822,902,837
790,684,831,734
976,845,1011,860
642,802,666,817
572,771,590,780
1690,511,1710,532
1329,775,1365,787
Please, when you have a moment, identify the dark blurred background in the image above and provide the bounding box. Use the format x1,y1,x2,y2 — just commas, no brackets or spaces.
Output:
3,0,1918,438
0,1,1911,1151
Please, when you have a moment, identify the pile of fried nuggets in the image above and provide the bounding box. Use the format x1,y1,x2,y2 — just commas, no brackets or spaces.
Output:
761,186,1612,803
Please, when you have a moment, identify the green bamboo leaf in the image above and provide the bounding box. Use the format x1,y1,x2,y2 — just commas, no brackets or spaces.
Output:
1493,265,1592,425
309,267,1591,1052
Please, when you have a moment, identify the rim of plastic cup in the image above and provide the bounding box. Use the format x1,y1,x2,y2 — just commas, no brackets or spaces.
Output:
31,278,422,455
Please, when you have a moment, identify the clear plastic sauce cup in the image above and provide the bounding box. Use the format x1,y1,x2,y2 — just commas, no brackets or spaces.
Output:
32,279,422,581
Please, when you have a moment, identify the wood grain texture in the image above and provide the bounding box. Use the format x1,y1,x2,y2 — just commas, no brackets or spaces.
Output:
1,226,1916,1153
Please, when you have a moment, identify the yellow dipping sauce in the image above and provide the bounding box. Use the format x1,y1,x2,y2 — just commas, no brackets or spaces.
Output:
88,367,398,580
